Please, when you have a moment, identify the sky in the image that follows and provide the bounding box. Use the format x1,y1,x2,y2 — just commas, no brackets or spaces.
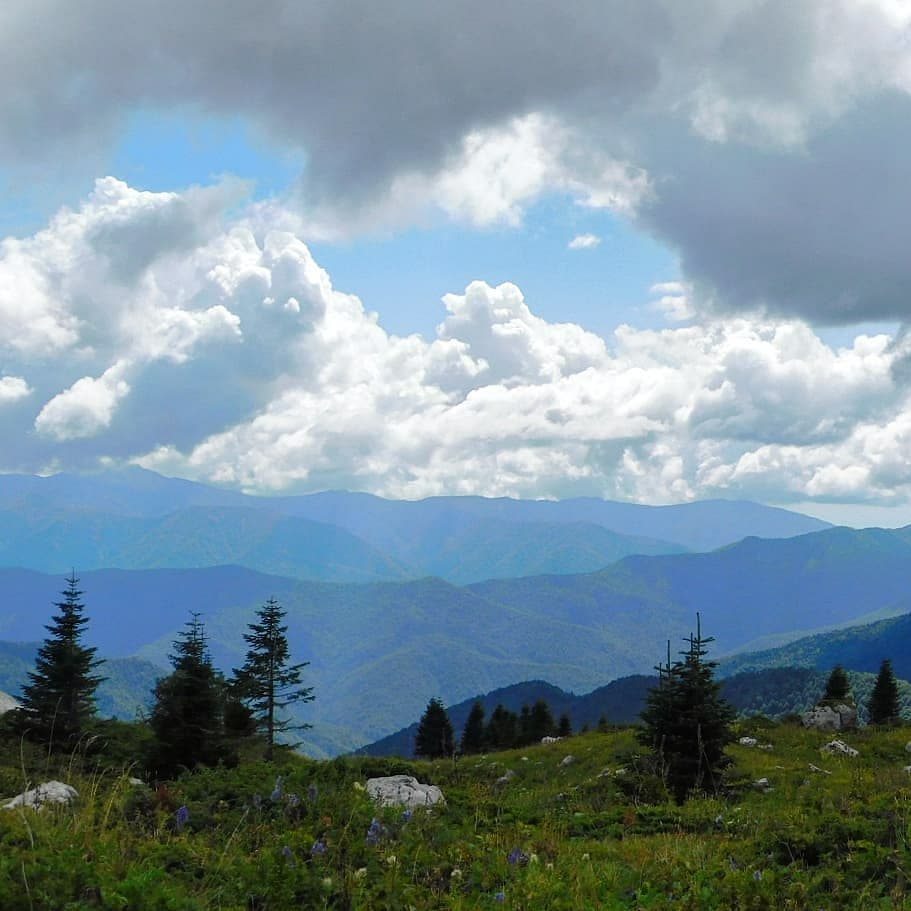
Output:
2,1,911,526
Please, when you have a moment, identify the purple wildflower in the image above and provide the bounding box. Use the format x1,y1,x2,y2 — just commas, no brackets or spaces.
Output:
307,784,319,802
310,838,328,857
175,805,189,832
271,776,283,802
507,847,529,866
366,817,383,846
401,810,412,822
252,793,262,809
281,845,295,867
494,892,506,903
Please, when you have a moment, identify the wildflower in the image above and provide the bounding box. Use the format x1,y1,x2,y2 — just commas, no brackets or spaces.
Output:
354,867,367,880
507,847,529,866
528,853,539,865
366,817,385,845
753,870,763,881
401,809,412,822
494,892,506,903
286,793,300,809
451,869,463,880
307,784,319,802
386,854,397,866
281,846,295,867
252,794,262,809
310,838,328,857
353,781,366,791
322,877,332,889
175,805,189,832
581,852,590,862
271,776,283,802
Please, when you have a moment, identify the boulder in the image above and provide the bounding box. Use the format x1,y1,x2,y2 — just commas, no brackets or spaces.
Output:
822,739,859,758
801,703,858,732
3,781,78,810
365,775,444,810
559,755,576,768
738,737,759,747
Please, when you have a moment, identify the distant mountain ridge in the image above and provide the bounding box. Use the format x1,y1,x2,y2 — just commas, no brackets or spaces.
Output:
0,468,831,584
2,518,911,756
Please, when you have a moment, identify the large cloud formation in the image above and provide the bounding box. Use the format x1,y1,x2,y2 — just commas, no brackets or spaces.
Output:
3,180,911,505
2,1,911,323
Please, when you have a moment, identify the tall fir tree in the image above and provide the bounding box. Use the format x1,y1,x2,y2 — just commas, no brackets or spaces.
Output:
868,658,901,725
460,701,486,754
415,697,454,759
484,704,518,750
823,664,852,702
232,598,313,760
527,699,557,742
638,615,735,803
18,572,105,747
148,613,228,777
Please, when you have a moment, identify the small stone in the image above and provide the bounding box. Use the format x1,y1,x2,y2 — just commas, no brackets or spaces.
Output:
559,754,576,768
738,736,759,747
365,776,444,810
753,777,772,792
822,739,859,758
2,781,78,810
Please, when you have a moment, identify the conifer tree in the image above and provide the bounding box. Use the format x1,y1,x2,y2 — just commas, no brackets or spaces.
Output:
527,699,556,742
484,704,518,750
557,712,572,738
639,615,735,803
823,664,852,702
868,658,901,725
149,614,227,777
415,697,454,758
460,701,486,754
232,598,313,760
19,572,105,747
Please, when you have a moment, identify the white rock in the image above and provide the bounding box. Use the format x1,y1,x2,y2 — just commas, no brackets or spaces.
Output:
808,763,831,775
753,778,773,792
904,765,911,774
541,736,562,744
365,775,444,810
559,755,576,767
0,690,20,715
3,781,78,810
802,703,858,732
739,737,759,747
495,768,516,786
904,742,911,754
822,739,859,758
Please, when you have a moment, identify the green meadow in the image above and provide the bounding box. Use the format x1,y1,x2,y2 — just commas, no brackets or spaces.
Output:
3,720,911,910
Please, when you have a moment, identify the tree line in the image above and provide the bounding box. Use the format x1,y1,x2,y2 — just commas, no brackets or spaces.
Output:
414,696,573,759
7,573,313,777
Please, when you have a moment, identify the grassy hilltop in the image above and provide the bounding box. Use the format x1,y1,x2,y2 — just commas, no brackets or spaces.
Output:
2,721,911,909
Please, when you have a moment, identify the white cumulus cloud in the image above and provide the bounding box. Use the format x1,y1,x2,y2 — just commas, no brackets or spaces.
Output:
568,234,601,250
5,179,911,510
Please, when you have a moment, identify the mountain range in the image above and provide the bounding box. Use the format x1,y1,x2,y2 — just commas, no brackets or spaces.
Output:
0,467,903,756
0,467,828,584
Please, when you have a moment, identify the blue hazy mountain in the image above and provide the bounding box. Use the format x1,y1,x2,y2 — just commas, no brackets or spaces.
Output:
0,469,830,582
0,501,687,584
2,518,910,755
